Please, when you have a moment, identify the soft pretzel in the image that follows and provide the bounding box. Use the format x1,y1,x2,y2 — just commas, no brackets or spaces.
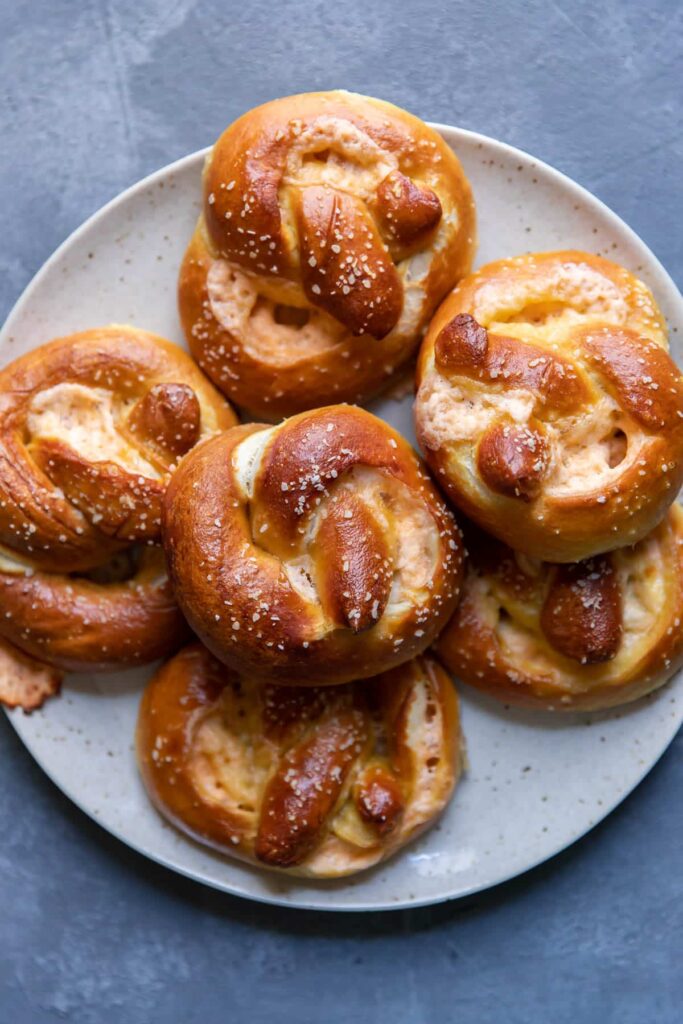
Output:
137,643,462,877
179,90,476,419
0,326,236,674
436,506,683,711
415,251,683,562
163,405,464,684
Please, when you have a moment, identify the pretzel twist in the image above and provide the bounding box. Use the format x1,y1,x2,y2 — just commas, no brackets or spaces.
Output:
179,90,476,418
0,326,236,673
436,506,683,711
163,405,464,684
415,251,683,562
137,643,462,877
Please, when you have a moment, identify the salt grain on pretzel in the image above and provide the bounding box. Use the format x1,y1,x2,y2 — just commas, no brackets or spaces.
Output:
436,507,683,711
415,251,683,562
137,643,462,877
179,90,476,419
162,405,465,684
0,325,236,687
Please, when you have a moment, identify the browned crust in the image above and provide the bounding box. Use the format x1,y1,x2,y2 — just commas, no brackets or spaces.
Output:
372,171,442,252
294,185,403,339
539,556,622,664
162,405,464,685
353,761,405,835
477,421,549,501
0,548,189,672
314,492,393,632
0,326,234,672
582,328,683,430
434,315,588,411
179,90,476,419
0,325,236,572
30,439,165,545
436,507,683,711
415,251,683,563
136,644,461,878
255,710,368,867
126,383,201,460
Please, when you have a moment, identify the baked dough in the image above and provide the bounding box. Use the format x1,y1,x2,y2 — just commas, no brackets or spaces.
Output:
415,251,683,561
137,644,463,877
163,405,465,684
179,90,476,418
436,506,683,711
0,325,235,672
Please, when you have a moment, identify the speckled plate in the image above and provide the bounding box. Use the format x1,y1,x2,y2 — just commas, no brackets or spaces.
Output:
3,125,682,911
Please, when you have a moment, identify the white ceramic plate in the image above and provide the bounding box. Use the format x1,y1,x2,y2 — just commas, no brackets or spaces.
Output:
3,126,682,911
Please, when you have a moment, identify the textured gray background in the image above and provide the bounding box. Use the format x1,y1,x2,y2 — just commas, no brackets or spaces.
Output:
1,1,681,1021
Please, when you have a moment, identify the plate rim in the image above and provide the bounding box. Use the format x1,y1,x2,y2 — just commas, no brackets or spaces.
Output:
3,122,682,912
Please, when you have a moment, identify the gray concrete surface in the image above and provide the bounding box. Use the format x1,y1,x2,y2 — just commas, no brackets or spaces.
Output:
0,1,681,1021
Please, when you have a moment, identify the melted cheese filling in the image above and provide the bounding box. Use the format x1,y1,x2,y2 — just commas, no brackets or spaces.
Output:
417,374,535,448
283,116,397,199
476,260,630,329
27,384,158,477
232,427,277,501
207,260,343,360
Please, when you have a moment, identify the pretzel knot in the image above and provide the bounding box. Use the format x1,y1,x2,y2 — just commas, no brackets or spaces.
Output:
0,326,236,674
163,406,465,684
137,644,462,877
415,251,683,562
437,507,683,711
179,90,476,418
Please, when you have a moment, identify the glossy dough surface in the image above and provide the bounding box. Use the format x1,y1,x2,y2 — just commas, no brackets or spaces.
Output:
137,644,462,877
437,506,683,711
415,251,683,562
0,326,236,673
179,90,476,418
163,405,465,684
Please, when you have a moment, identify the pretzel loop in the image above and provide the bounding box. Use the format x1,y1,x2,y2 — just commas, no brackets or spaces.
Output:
416,251,683,561
437,508,683,710
0,326,236,677
136,644,463,877
163,405,465,685
179,91,476,417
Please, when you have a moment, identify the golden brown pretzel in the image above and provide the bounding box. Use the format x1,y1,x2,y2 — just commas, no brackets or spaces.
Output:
415,251,683,562
163,405,464,684
179,90,476,418
137,643,462,877
436,506,683,711
0,326,236,674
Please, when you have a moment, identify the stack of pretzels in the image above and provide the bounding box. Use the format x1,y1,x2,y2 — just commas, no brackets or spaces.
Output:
0,326,235,708
415,251,683,711
4,90,682,879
